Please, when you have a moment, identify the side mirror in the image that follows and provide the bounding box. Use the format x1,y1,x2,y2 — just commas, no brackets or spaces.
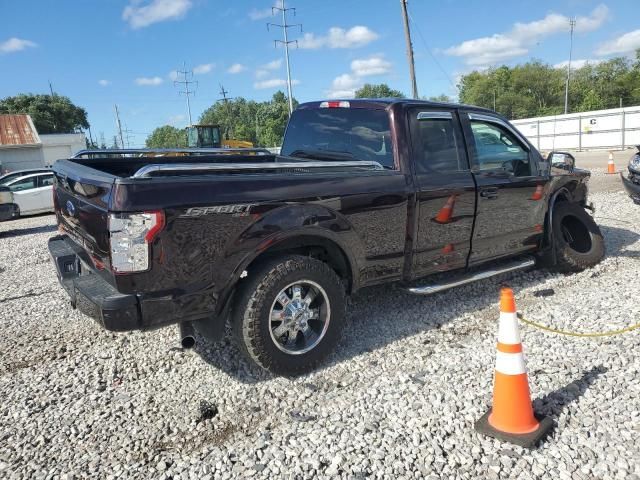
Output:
548,151,576,172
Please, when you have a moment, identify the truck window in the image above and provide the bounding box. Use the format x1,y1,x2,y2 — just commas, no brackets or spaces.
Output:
281,108,395,169
469,120,531,176
410,112,467,173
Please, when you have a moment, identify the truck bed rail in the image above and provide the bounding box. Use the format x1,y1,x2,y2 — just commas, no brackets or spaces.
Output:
131,160,385,178
72,148,273,158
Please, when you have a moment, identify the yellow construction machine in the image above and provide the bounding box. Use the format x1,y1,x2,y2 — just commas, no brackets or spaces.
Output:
186,125,253,149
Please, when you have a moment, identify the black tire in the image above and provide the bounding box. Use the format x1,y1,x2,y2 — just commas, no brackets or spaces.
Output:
232,255,346,376
550,202,604,272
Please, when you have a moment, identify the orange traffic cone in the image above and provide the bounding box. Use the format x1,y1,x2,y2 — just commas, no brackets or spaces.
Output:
530,185,544,201
607,152,616,174
475,287,553,447
433,195,456,224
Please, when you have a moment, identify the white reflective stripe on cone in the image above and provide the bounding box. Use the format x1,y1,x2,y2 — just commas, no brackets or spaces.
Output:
497,311,521,345
495,351,527,375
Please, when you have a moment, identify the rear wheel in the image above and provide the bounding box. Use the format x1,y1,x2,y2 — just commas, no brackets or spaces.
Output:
232,255,346,376
550,202,604,272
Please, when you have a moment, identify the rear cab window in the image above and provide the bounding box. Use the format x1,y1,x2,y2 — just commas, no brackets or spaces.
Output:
281,106,395,169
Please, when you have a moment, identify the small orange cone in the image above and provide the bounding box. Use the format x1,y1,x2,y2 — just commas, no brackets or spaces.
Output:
475,287,553,447
530,184,544,201
607,152,616,174
442,243,454,254
433,195,456,224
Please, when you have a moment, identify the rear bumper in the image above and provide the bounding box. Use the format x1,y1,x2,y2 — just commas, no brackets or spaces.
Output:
621,172,640,204
49,235,140,331
49,235,224,335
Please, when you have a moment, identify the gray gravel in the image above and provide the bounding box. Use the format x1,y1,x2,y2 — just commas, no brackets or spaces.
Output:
1,190,639,480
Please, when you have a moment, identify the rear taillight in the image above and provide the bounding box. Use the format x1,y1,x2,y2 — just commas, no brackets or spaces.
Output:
319,101,350,108
108,211,165,273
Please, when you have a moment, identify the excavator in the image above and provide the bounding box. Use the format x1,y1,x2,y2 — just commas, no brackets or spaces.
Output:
186,124,253,149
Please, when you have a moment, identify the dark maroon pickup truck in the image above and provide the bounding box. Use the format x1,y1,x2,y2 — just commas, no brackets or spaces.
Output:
48,99,604,375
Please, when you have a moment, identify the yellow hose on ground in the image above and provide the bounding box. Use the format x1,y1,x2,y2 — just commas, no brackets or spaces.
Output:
517,313,640,337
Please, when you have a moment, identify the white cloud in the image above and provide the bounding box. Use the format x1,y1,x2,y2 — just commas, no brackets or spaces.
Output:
445,4,609,66
596,29,640,56
553,58,603,69
168,114,186,126
351,56,392,76
135,76,163,86
193,63,214,74
254,78,300,89
255,59,282,78
262,59,282,70
298,26,379,49
227,63,247,74
0,37,37,54
98,79,111,86
248,7,272,20
326,55,393,98
123,0,192,29
168,70,179,81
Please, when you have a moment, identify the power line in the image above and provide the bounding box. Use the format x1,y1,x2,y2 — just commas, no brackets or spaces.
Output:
268,0,301,115
400,0,418,99
564,17,576,115
122,124,135,148
407,10,456,90
173,62,197,126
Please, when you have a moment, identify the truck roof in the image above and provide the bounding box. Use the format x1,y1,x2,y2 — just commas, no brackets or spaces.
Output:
297,98,496,114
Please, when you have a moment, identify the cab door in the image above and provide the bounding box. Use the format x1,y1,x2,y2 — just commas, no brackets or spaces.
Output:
409,109,476,278
461,112,549,265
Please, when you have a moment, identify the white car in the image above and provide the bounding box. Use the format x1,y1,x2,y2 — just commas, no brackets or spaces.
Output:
0,172,55,220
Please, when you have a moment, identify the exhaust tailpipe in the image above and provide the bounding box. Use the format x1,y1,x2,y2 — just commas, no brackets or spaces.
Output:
179,322,196,349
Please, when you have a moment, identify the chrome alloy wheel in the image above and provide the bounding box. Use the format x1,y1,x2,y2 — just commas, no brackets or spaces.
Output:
269,280,331,355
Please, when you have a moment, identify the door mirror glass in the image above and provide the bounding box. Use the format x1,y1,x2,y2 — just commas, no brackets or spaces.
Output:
548,152,576,171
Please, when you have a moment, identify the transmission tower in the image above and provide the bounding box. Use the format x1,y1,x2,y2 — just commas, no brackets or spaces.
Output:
563,18,576,115
174,62,197,125
268,0,301,115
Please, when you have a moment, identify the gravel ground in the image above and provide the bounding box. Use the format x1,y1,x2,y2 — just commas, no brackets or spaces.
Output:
1,190,639,480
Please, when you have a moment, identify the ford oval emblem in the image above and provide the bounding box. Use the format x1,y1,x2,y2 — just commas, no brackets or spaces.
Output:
66,200,76,217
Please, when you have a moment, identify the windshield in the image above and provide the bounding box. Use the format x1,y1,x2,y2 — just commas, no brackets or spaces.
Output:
281,107,394,169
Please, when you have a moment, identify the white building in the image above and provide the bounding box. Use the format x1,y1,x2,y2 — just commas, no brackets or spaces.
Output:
512,105,640,152
0,114,86,173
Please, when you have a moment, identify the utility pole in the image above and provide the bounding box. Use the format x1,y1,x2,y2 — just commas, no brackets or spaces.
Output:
217,84,235,140
563,17,576,115
122,124,135,148
114,104,125,150
174,62,197,126
400,0,419,99
269,1,301,115
48,81,55,97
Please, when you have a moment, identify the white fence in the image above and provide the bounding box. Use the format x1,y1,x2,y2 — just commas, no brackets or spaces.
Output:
511,105,640,152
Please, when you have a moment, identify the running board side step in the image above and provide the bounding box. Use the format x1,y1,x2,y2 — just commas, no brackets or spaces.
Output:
407,257,536,295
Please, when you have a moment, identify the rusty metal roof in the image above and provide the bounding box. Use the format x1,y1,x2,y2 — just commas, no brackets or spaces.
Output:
0,114,41,147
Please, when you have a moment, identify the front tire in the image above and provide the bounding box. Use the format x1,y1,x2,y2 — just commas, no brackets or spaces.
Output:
550,202,605,272
232,255,346,376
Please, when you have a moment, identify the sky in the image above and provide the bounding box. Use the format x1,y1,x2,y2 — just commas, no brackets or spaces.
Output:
1,0,640,148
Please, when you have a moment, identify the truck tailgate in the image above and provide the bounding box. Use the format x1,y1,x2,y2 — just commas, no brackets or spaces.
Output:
52,160,115,270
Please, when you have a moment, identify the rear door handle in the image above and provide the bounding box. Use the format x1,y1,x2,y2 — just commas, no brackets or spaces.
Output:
480,188,499,199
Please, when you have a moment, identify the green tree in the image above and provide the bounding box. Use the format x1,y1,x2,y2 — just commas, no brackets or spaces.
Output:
199,91,296,147
0,94,89,134
355,83,405,98
426,94,453,102
457,54,640,119
145,125,187,148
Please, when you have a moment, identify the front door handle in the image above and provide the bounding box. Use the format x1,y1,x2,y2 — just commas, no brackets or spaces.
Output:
480,188,499,199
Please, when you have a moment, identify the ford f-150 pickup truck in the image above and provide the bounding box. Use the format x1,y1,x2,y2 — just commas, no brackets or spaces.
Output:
48,99,604,375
